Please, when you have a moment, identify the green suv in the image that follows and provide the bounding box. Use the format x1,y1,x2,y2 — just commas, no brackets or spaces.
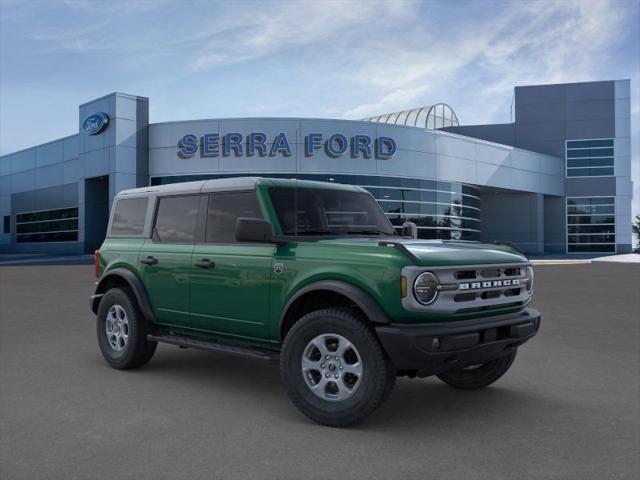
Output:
90,177,540,426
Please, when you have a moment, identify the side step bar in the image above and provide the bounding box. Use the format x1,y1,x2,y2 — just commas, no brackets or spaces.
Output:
147,333,279,363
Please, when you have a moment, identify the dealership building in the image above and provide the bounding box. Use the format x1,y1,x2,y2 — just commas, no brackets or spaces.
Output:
0,79,633,255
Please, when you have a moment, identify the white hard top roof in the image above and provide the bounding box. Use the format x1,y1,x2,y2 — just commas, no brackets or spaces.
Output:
115,177,363,198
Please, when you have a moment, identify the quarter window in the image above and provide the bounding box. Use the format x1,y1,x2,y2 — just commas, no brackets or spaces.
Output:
110,197,148,236
566,197,615,253
566,139,614,177
205,192,263,243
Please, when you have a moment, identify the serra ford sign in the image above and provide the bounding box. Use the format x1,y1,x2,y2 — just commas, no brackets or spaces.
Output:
177,133,397,159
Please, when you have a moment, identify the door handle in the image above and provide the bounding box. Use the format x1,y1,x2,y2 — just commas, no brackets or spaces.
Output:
194,259,215,269
140,256,159,265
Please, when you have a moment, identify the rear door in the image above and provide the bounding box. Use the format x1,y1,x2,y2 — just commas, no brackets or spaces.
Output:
189,191,274,340
138,194,203,327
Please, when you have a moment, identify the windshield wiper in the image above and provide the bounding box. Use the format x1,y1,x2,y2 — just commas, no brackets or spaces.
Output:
283,229,342,236
346,230,384,235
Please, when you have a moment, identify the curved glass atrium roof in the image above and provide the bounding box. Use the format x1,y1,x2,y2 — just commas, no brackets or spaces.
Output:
363,103,459,130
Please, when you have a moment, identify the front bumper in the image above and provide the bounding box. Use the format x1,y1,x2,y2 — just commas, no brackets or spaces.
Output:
375,308,541,377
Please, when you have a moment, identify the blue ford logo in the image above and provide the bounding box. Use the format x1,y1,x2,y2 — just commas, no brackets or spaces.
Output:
82,112,109,135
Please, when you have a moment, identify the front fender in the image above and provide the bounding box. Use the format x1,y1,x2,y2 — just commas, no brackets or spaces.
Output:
279,279,391,331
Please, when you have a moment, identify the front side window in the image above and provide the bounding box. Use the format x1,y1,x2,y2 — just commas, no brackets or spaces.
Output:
206,191,263,243
566,139,614,177
110,197,148,236
153,195,200,243
567,197,616,253
268,187,396,236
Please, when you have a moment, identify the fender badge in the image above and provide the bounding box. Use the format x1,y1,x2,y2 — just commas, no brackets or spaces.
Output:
274,263,285,275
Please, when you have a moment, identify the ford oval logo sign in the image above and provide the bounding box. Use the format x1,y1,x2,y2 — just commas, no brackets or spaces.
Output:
82,112,109,135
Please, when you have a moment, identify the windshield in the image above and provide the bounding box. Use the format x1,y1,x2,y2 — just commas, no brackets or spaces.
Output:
268,187,396,237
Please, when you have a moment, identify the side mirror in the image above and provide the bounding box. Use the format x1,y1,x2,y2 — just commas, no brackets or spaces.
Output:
402,221,418,239
235,218,287,245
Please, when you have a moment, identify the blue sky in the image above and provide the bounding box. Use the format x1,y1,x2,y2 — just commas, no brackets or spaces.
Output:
1,0,639,215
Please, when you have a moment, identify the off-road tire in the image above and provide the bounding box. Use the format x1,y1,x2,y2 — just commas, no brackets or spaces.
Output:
280,307,396,427
436,348,517,390
96,287,157,369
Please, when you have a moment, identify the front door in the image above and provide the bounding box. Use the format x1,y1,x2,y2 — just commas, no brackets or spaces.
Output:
189,191,274,341
139,194,202,327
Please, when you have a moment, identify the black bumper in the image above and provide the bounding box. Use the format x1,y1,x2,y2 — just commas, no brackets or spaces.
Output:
375,308,541,377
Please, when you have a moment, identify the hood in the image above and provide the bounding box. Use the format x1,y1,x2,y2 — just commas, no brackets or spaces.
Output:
397,240,527,266
317,237,528,266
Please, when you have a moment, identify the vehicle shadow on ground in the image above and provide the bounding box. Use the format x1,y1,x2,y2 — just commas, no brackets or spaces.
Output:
120,344,561,432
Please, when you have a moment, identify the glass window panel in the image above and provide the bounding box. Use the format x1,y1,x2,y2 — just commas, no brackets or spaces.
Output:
567,205,615,215
567,167,614,177
460,197,480,210
567,157,614,168
437,192,451,204
462,219,481,229
462,207,481,219
567,139,613,149
110,198,148,236
420,191,437,203
379,201,404,214
420,203,437,215
568,225,615,234
400,178,420,189
16,219,78,234
567,215,614,225
399,189,420,202
568,243,615,253
16,231,78,243
568,197,614,206
153,195,200,243
566,148,614,158
436,181,452,192
462,185,480,196
205,192,263,244
355,175,378,186
16,207,78,223
379,177,402,187
420,179,437,190
568,234,615,244
378,189,402,201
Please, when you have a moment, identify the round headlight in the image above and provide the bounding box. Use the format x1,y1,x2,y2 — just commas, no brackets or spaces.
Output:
414,272,440,305
525,266,534,293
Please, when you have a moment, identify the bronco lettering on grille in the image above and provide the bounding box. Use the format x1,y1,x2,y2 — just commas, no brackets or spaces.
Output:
459,279,520,290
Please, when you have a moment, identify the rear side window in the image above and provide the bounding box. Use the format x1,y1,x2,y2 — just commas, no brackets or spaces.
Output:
110,197,148,236
153,195,201,243
206,192,263,243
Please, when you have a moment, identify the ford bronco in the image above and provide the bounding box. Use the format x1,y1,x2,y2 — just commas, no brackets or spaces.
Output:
90,177,540,426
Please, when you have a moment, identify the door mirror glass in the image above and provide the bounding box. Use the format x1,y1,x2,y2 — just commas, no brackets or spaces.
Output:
402,221,418,239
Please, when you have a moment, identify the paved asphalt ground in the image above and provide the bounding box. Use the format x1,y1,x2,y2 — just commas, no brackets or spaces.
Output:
1,263,639,480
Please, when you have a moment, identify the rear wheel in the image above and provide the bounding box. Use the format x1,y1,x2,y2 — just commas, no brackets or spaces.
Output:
96,287,157,369
436,349,517,390
280,308,396,427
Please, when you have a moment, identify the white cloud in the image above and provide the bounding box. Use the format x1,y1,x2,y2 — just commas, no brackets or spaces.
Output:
340,0,628,119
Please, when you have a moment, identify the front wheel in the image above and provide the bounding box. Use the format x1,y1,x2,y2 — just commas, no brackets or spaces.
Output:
436,348,517,390
280,308,396,427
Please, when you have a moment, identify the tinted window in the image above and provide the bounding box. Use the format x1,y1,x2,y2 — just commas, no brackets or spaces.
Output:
206,192,263,243
3,215,9,234
154,195,200,243
110,198,148,236
269,187,395,236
